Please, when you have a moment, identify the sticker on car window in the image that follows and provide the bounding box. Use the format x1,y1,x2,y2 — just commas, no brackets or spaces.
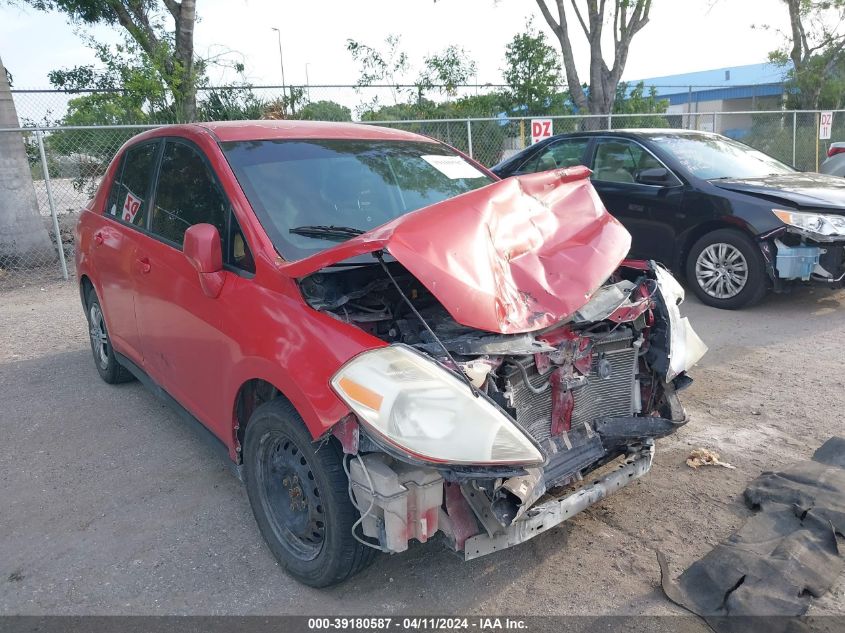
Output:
122,190,142,223
421,155,485,180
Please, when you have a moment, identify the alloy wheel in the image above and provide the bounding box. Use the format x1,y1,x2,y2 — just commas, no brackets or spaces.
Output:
695,243,749,299
88,303,110,369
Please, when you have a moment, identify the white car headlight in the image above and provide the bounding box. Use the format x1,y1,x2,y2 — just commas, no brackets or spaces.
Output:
331,345,543,466
653,265,708,381
773,209,845,237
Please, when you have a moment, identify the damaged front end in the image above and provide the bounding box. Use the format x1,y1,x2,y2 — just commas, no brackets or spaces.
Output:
308,260,705,558
290,169,706,559
761,210,845,289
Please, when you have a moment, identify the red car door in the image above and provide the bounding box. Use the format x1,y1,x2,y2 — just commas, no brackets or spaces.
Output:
132,138,248,438
89,140,161,365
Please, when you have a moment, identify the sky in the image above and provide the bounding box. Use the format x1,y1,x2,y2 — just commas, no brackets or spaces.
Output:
0,0,790,90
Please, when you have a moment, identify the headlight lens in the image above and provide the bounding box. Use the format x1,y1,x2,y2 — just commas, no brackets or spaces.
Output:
772,209,845,237
331,345,543,466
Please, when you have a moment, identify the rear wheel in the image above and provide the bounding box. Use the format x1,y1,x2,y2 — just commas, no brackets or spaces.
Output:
84,288,134,384
243,399,376,587
685,229,767,309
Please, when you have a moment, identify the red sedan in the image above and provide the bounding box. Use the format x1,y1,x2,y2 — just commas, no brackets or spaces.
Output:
76,120,705,586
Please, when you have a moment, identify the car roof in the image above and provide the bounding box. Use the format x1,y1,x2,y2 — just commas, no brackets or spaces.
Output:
554,128,721,139
189,119,432,143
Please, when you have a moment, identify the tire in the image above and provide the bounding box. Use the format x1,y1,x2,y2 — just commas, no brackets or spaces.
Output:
243,398,377,587
685,228,768,309
84,287,134,384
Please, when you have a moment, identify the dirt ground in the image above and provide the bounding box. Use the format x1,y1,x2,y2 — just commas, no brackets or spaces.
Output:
1,279,844,619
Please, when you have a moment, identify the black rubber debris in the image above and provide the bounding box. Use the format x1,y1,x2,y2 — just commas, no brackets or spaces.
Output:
658,436,845,633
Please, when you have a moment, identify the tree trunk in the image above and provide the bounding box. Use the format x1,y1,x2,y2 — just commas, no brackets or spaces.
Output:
174,0,197,122
0,55,55,268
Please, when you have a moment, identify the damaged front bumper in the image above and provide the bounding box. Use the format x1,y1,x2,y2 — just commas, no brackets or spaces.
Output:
335,260,702,560
759,230,845,289
462,443,654,560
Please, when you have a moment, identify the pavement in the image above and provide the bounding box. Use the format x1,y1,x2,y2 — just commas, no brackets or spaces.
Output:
1,280,844,617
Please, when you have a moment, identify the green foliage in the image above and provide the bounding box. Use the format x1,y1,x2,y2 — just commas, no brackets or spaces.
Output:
611,81,669,127
347,34,409,106
773,49,845,110
48,36,170,121
416,45,477,98
199,89,264,121
502,20,564,116
297,100,352,122
766,0,845,109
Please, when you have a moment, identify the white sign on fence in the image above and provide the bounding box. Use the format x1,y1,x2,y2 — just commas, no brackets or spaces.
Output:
531,119,553,144
820,111,833,140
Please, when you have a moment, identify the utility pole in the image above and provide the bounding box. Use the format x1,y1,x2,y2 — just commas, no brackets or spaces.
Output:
271,27,287,113
305,63,311,101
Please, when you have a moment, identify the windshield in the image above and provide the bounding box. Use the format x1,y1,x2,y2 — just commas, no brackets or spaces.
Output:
221,139,493,261
649,134,795,180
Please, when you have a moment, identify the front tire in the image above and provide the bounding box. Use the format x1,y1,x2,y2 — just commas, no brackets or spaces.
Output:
243,399,376,587
84,287,134,384
685,229,767,309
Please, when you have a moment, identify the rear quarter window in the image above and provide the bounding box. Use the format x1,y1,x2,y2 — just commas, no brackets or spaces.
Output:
106,142,159,228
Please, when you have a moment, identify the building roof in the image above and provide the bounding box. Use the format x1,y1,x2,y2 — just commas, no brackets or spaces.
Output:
628,62,790,105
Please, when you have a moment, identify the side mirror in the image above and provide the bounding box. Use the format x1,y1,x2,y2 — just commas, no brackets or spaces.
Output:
637,167,673,186
183,223,225,298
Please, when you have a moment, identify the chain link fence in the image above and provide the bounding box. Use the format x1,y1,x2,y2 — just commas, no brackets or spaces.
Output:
1,109,842,289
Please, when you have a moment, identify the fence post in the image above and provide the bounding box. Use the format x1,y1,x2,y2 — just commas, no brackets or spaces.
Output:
712,112,717,133
466,119,473,158
607,113,612,130
792,111,797,167
36,129,68,281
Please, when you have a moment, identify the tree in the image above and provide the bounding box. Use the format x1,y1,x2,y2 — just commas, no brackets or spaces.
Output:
0,57,55,267
502,19,563,115
768,0,845,109
25,0,199,122
612,81,668,126
347,34,410,106
416,45,478,99
347,35,479,109
297,100,352,122
534,0,652,115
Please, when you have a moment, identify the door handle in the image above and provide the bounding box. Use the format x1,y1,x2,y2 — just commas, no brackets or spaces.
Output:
94,231,104,245
137,256,151,274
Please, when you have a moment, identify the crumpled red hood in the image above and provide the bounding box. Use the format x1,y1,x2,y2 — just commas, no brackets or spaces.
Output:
278,166,632,334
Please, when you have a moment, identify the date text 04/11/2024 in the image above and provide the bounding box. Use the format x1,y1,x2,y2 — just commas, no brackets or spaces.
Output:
306,618,529,630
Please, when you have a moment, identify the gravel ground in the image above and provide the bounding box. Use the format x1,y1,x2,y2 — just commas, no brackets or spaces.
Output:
1,280,844,618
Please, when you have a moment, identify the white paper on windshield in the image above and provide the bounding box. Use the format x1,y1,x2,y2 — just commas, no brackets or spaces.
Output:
421,155,485,179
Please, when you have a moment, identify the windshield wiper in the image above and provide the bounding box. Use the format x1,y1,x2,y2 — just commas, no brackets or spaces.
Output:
289,225,366,241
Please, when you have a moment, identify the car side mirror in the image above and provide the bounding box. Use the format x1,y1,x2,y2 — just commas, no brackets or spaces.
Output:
637,167,672,186
183,223,225,298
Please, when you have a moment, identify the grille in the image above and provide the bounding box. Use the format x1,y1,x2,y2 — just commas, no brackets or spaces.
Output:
506,331,637,445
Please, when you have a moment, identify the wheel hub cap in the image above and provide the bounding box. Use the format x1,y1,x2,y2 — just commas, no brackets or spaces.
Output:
695,243,749,299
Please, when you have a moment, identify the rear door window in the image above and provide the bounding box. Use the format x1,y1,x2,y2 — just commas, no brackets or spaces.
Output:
519,138,589,173
150,141,228,246
592,138,665,184
107,142,159,228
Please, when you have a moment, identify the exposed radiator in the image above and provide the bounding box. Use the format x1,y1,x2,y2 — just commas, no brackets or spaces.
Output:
505,331,638,445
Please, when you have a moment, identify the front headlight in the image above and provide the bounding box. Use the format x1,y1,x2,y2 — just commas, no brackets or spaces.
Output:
331,345,543,466
772,209,845,237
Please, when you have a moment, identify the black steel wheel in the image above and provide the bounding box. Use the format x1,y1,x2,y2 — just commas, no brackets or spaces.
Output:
243,398,377,587
255,429,326,561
